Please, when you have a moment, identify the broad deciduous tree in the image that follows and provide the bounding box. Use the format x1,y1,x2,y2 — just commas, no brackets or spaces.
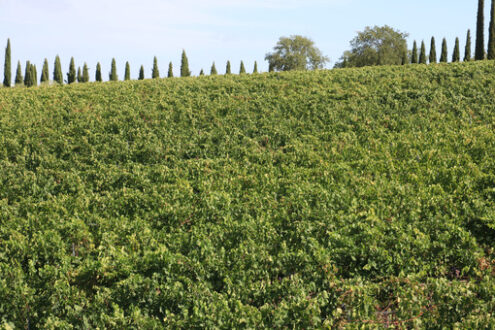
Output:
267,35,328,71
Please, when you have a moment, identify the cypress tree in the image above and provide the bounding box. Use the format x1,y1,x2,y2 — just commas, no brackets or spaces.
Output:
24,61,31,86
180,50,191,77
125,61,131,80
3,39,11,87
54,55,63,84
77,67,82,82
82,63,89,82
138,65,144,80
419,41,427,64
239,61,246,74
168,62,174,78
210,62,217,75
453,37,460,62
199,69,204,76
96,62,102,82
15,61,23,86
429,37,437,63
109,58,118,81
476,0,486,60
41,58,49,83
440,38,448,62
67,57,76,84
411,41,418,64
152,56,159,79
253,61,258,73
489,0,495,59
225,61,231,74
401,49,408,65
31,65,37,87
465,30,472,61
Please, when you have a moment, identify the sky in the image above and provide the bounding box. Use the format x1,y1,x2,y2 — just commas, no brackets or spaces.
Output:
0,0,486,80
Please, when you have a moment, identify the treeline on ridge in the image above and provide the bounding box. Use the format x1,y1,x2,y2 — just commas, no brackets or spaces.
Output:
2,0,495,87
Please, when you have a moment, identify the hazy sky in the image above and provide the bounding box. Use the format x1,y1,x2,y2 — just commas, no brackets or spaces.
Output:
0,0,485,80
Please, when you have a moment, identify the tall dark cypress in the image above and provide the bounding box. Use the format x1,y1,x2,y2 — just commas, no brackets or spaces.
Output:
15,61,23,86
31,65,37,87
54,55,63,84
67,57,76,84
96,62,102,82
109,58,118,81
440,38,448,62
225,61,231,74
125,61,131,80
253,61,258,73
138,65,144,80
210,62,217,75
82,63,89,83
41,58,49,83
239,61,246,74
199,69,204,76
152,56,159,79
465,30,472,61
77,67,82,82
489,0,495,59
411,41,418,64
419,41,427,64
401,49,408,65
429,37,437,63
24,61,31,86
453,37,461,62
180,50,191,77
476,0,486,60
3,39,11,87
168,62,173,78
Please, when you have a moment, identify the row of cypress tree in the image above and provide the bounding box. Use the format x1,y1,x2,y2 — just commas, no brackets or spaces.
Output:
476,0,495,60
410,32,471,64
2,44,259,87
408,0,495,66
3,1,494,87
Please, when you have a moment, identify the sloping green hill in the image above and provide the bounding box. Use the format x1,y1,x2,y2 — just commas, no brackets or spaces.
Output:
1,62,495,328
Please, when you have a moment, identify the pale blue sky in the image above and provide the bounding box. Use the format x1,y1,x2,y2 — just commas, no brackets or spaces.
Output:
0,0,485,80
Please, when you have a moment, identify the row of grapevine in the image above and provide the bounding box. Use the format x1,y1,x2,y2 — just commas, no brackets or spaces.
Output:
0,61,494,327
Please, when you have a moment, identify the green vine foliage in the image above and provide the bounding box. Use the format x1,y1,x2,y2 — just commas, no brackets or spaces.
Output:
0,62,495,328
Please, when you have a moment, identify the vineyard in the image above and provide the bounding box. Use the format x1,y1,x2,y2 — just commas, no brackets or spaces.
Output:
1,61,495,328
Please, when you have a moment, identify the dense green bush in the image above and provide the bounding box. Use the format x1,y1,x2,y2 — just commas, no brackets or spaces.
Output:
0,62,494,328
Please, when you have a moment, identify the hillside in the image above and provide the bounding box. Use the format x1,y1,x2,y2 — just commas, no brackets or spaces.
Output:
1,62,495,328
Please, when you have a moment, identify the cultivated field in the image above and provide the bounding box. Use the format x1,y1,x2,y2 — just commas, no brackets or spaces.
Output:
1,62,495,328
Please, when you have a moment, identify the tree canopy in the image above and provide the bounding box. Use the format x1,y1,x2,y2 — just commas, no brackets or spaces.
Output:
265,35,328,71
335,25,408,68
